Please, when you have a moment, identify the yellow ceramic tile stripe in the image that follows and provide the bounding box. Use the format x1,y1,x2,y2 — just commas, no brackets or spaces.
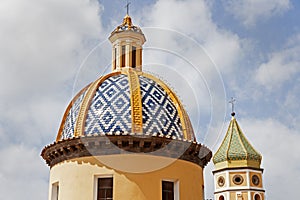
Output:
56,84,91,142
123,68,143,134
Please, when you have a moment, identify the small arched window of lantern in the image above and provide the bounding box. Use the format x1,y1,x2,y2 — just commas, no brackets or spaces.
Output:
132,46,136,68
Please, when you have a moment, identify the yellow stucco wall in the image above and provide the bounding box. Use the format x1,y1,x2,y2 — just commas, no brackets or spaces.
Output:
48,154,204,200
229,191,248,200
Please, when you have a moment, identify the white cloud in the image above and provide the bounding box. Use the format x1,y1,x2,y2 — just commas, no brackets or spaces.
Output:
0,145,49,199
141,0,243,72
224,0,291,27
0,0,103,199
282,77,300,129
255,34,300,90
0,0,102,98
0,0,103,143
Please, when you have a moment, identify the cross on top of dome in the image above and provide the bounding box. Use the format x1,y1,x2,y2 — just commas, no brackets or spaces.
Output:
125,1,131,15
111,3,142,35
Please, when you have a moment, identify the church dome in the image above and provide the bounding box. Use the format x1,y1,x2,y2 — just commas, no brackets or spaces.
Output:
41,13,212,170
56,68,195,142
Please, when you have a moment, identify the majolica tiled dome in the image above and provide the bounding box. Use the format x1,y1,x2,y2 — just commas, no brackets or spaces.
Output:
56,69,195,142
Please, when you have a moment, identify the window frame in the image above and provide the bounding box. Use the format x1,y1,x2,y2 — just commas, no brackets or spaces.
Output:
51,181,59,200
161,179,179,200
94,175,114,200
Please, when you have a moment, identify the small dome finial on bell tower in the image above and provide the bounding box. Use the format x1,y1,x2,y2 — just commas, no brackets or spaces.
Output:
108,3,146,72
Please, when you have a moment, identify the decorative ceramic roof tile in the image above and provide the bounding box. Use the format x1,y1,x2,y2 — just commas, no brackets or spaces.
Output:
140,75,183,138
56,69,195,141
84,74,132,135
59,89,87,140
213,116,262,169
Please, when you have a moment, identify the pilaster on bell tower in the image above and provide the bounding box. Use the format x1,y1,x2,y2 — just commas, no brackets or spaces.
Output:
109,12,146,71
212,102,265,200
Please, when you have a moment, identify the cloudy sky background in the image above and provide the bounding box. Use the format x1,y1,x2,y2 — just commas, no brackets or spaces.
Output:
0,0,299,199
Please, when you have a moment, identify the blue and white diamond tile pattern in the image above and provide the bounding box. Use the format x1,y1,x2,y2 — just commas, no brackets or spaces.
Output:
140,76,183,139
60,73,185,140
61,90,87,140
85,74,132,135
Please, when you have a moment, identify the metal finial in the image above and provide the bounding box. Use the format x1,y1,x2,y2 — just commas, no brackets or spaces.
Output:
125,1,131,15
229,97,236,116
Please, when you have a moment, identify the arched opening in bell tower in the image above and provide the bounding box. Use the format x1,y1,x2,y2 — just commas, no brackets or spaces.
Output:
254,194,261,200
219,195,225,200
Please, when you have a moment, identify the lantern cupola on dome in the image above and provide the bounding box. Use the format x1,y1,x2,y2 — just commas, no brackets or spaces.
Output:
109,14,146,71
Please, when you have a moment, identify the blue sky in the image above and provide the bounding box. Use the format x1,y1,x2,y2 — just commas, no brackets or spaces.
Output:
0,0,299,199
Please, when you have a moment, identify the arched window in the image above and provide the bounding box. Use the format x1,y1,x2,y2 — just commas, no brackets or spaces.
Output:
254,194,261,200
113,48,117,70
219,195,225,200
121,45,126,67
132,46,136,68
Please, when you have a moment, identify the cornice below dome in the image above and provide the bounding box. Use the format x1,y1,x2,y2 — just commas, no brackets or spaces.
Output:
56,69,195,142
42,135,212,168
213,117,262,169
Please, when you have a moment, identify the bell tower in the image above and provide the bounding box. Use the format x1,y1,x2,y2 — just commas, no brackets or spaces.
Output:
212,111,265,200
109,14,146,71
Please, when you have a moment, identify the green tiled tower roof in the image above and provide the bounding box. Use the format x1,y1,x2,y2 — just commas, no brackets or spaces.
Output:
213,116,262,169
